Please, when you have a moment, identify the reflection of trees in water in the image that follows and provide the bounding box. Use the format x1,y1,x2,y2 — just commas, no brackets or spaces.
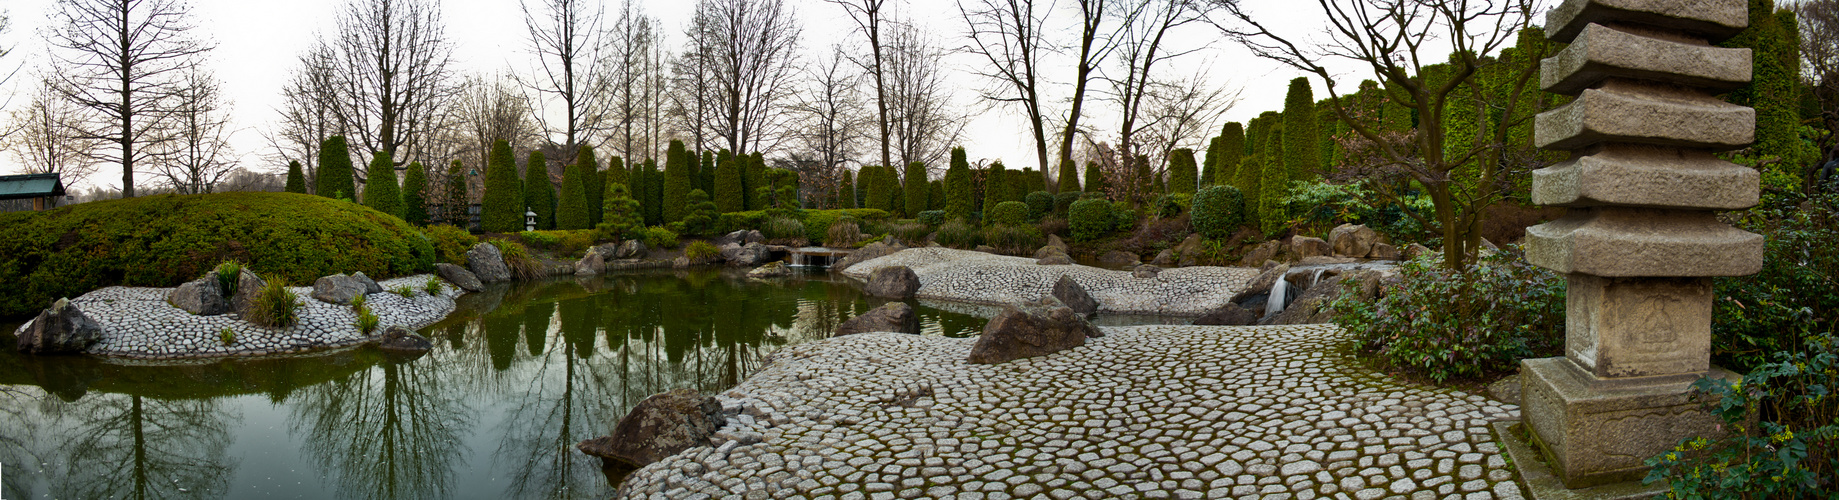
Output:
0,386,54,499
493,295,625,499
53,393,239,499
288,358,471,500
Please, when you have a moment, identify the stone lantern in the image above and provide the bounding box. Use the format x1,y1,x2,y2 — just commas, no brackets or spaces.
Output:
1521,0,1762,488
525,210,538,232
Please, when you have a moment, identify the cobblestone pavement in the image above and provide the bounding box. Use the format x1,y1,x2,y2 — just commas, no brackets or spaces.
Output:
30,274,460,360
617,324,1526,500
841,248,1258,316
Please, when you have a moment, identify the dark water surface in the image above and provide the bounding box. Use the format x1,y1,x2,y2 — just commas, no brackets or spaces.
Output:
0,268,994,499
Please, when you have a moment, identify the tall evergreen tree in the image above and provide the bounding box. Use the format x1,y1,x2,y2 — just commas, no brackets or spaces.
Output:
285,160,307,193
524,151,556,230
363,151,403,218
316,136,356,201
1723,0,1808,175
1216,123,1245,185
745,152,768,210
982,162,1009,219
556,152,591,230
445,159,468,226
1056,158,1080,193
600,183,644,240
1168,148,1199,194
929,180,945,211
945,148,972,219
714,149,744,212
481,140,524,233
1259,122,1288,235
605,156,628,188
904,162,929,216
635,159,662,225
1132,156,1153,204
1281,78,1323,180
663,140,692,222
1084,161,1105,195
841,169,858,208
699,150,716,195
581,147,604,227
402,161,429,225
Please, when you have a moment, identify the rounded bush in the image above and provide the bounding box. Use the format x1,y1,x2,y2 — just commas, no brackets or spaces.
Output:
642,226,679,249
1152,193,1192,218
1068,199,1114,242
934,220,982,249
988,201,1030,227
423,224,477,264
0,192,436,317
1111,201,1138,233
917,210,946,227
1191,186,1247,239
1052,192,1080,216
1024,191,1053,221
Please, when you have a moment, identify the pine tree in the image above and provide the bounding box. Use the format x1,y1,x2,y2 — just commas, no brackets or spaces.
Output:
904,162,929,216
1132,156,1152,205
746,152,767,210
581,147,604,227
929,180,944,211
402,161,429,225
316,136,355,201
363,151,402,218
1202,137,1225,188
944,148,973,219
1216,122,1245,185
699,150,716,195
523,151,556,230
605,156,628,188
663,140,692,222
599,183,643,240
1056,158,1080,193
481,140,524,233
640,159,663,225
1259,122,1288,235
285,160,307,193
841,169,858,208
556,151,591,230
1168,148,1199,194
445,159,468,226
1282,78,1323,180
714,149,743,212
983,162,1008,220
1084,161,1105,195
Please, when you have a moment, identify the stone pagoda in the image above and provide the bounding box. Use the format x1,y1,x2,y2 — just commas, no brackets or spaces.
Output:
1522,0,1764,488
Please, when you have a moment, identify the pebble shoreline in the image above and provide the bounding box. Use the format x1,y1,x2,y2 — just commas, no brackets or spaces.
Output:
616,324,1526,500
17,274,460,360
842,248,1258,317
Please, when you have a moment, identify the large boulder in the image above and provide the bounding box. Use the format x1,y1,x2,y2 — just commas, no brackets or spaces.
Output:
1369,243,1402,261
1404,243,1435,261
833,242,899,273
720,242,770,267
1044,234,1069,253
577,389,727,468
1265,274,1347,325
1098,250,1140,268
967,297,1102,364
1150,249,1175,267
167,273,230,315
16,298,103,355
311,274,367,305
864,266,921,299
715,230,749,247
435,263,484,292
1035,253,1074,266
229,269,267,316
615,239,648,260
466,243,513,283
350,272,384,295
834,302,920,336
574,252,606,276
1328,224,1379,259
1230,263,1291,303
746,262,791,278
1291,236,1331,259
1132,265,1162,279
376,325,433,354
1194,303,1258,326
1238,240,1282,266
1032,245,1066,259
1051,275,1098,315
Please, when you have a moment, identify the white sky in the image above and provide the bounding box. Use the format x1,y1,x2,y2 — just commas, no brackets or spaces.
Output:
0,0,1432,190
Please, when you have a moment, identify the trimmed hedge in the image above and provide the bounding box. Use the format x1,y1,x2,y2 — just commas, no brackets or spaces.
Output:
1191,185,1246,238
1068,198,1114,242
0,192,437,317
988,201,1030,227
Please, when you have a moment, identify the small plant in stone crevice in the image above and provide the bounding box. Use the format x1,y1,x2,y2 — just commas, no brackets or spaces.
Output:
355,306,380,334
391,284,415,298
243,274,299,328
422,278,444,296
219,327,236,346
349,293,367,312
488,239,543,280
1644,330,1838,497
214,260,243,296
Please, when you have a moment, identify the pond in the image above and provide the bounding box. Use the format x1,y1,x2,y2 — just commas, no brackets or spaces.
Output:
0,267,1011,499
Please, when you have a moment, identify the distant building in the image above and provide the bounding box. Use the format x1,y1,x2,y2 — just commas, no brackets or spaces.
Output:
0,173,69,212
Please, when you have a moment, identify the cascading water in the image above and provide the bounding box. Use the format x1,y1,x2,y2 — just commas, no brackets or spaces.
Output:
1264,277,1291,317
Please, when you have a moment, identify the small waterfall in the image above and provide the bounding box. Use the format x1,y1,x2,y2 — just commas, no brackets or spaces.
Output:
1265,278,1291,317
1311,268,1327,288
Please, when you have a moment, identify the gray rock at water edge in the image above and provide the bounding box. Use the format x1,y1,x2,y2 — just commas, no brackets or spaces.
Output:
1292,236,1332,259
1035,253,1074,266
168,273,231,315
577,389,727,468
1231,263,1291,303
1238,240,1282,266
1098,250,1141,268
615,239,648,259
1150,249,1175,266
230,269,267,316
1044,234,1069,253
1032,245,1067,259
722,242,771,267
376,325,434,354
1369,243,1402,261
312,274,367,305
744,230,765,245
350,271,384,295
1132,265,1162,279
16,298,103,355
1265,275,1346,325
747,262,791,278
1193,303,1258,326
574,252,606,276
1329,223,1379,258
974,245,1000,254
1051,275,1098,315
466,243,513,283
672,256,693,269
968,296,1103,364
1172,234,1206,267
834,302,920,336
435,263,484,292
832,241,899,273
864,265,921,299
715,230,747,247
1296,255,1359,266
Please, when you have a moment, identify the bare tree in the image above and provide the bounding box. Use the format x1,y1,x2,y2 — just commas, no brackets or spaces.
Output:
884,20,966,171
958,0,1052,173
324,0,457,175
824,0,892,170
263,41,342,191
1108,0,1201,200
1057,0,1126,172
152,68,236,194
0,11,19,113
454,72,542,171
606,0,665,161
676,0,804,154
1202,0,1542,267
44,0,212,198
788,45,867,207
1133,70,1238,168
4,80,101,182
215,168,283,192
520,0,609,150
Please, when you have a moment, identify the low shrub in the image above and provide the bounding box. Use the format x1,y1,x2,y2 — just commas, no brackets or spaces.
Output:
988,201,1030,227
349,293,366,311
983,225,1045,255
1191,186,1246,239
934,220,982,249
1152,193,1192,218
1332,247,1566,382
422,278,444,296
243,274,299,327
518,230,560,249
1713,188,1839,371
889,222,931,244
826,219,862,247
762,216,808,244
220,327,235,346
799,208,892,243
1037,217,1068,237
1024,191,1054,221
515,230,596,256
642,227,679,249
423,225,478,265
1052,192,1080,216
489,240,543,280
917,210,946,227
1112,201,1139,232
1644,332,1837,497
392,284,414,298
355,306,380,334
685,240,722,261
680,189,721,236
1068,199,1114,242
214,261,243,296
0,192,437,317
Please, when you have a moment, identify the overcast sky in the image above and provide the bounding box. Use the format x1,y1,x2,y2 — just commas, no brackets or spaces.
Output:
0,0,1418,190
